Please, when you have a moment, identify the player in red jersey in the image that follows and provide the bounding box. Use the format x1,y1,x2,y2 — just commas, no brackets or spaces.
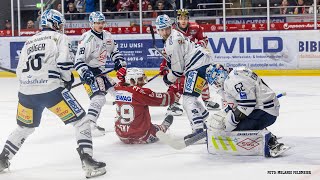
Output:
114,68,180,144
159,9,219,116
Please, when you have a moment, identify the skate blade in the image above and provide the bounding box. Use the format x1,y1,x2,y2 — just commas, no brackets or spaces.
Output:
85,167,106,178
270,146,291,157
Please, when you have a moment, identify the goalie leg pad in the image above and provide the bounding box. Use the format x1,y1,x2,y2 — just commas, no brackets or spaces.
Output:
207,128,274,157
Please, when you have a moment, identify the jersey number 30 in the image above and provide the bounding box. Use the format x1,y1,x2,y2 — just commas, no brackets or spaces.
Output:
22,53,44,72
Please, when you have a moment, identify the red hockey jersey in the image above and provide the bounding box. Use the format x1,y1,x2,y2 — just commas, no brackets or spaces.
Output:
174,22,208,48
114,85,176,139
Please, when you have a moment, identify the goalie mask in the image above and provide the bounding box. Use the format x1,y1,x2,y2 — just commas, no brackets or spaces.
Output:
206,64,228,89
125,68,148,86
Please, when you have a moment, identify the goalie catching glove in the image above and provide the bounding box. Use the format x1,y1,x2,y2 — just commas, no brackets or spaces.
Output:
205,106,240,132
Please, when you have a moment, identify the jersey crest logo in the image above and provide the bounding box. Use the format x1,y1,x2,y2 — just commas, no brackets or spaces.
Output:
240,92,247,99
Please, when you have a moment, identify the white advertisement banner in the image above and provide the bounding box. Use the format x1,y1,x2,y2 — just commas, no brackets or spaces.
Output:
1,30,320,71
206,30,320,69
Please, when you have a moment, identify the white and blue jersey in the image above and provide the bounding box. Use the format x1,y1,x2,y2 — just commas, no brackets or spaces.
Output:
17,29,74,95
74,29,126,77
164,29,212,83
223,67,280,117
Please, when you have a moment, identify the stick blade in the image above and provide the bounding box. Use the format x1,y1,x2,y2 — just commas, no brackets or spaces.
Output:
156,131,186,150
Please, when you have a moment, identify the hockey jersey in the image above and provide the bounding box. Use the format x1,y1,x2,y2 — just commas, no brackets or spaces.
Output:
174,22,208,48
164,29,212,83
114,85,176,139
223,67,280,117
74,29,125,76
16,29,74,95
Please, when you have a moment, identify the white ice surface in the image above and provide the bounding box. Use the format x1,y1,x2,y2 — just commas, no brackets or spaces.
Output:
0,77,319,180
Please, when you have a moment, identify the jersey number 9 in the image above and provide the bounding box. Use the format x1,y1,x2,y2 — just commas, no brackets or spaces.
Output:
116,104,135,125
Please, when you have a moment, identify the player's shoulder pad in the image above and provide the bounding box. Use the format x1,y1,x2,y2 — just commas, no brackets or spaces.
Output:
80,31,94,44
172,30,185,45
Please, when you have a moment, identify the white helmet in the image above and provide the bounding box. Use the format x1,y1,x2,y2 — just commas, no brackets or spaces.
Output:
125,68,147,86
89,11,106,29
155,14,172,30
40,9,65,31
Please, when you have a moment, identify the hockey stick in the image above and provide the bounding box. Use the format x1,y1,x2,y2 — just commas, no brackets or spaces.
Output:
157,92,287,150
36,0,57,21
71,69,114,89
167,0,177,26
0,66,16,74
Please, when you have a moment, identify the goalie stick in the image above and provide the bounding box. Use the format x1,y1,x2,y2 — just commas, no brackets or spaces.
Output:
157,92,287,150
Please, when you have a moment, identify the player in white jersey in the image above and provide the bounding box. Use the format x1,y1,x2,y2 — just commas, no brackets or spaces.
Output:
0,9,106,178
155,14,212,138
204,64,289,157
74,11,126,136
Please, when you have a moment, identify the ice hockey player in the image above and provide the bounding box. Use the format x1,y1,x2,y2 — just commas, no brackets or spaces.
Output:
159,9,219,116
0,9,106,178
204,64,290,157
114,67,181,144
155,14,213,139
74,11,127,137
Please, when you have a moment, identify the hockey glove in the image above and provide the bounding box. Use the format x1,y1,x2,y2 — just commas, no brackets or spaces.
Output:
83,70,95,85
114,59,127,71
116,67,126,83
159,60,169,76
64,73,75,91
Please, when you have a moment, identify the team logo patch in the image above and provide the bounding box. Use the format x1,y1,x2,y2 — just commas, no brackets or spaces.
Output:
240,92,247,99
17,103,33,124
49,100,75,121
185,71,197,93
115,91,133,102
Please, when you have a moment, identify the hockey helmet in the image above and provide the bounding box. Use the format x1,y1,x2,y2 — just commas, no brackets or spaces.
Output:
177,9,189,19
125,68,148,86
155,14,172,30
40,9,65,31
89,11,106,29
206,64,228,88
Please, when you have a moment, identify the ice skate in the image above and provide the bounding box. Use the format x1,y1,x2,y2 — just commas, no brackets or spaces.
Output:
77,147,106,178
0,149,10,172
167,102,183,116
161,114,174,131
204,100,220,110
268,134,290,157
